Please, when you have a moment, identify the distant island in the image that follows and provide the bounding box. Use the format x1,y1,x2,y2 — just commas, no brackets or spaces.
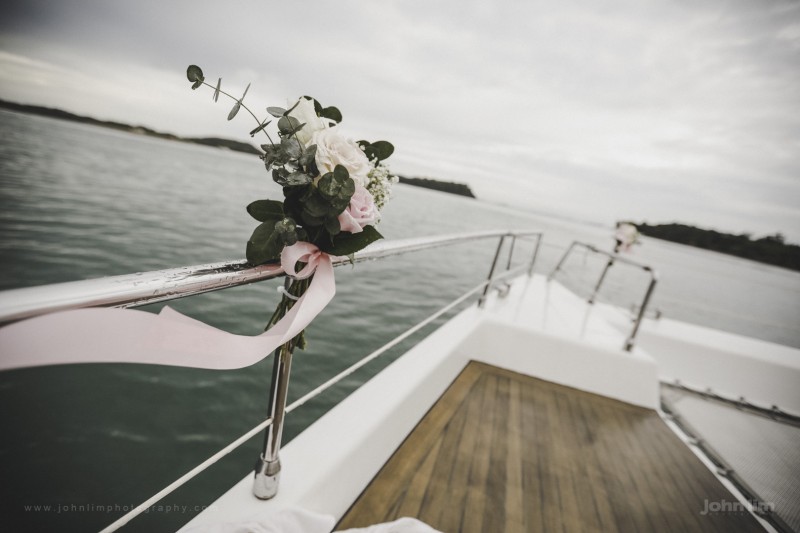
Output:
634,222,800,272
395,175,475,198
0,99,262,155
0,99,474,198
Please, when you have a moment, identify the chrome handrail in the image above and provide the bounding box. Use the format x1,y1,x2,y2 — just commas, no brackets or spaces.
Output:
0,230,541,326
547,241,658,352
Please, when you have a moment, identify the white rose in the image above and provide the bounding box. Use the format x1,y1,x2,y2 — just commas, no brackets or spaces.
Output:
287,97,329,146
312,127,371,187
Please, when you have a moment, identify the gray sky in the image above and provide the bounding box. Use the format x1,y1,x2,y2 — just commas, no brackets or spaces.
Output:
1,0,799,241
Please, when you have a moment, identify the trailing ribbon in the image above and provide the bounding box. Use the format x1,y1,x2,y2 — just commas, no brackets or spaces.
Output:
0,242,335,371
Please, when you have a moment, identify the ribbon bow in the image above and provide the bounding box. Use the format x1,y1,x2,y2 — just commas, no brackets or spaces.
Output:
0,243,335,371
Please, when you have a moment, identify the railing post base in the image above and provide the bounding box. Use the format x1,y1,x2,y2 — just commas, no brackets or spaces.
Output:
253,455,281,499
253,337,294,500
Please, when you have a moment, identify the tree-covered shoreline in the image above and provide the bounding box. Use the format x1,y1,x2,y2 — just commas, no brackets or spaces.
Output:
635,222,800,272
0,99,476,199
396,176,475,198
0,99,262,155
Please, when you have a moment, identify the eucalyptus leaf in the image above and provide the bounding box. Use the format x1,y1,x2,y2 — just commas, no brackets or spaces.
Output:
274,218,299,246
246,219,284,265
247,199,284,222
318,167,355,204
213,78,221,102
186,65,204,82
272,167,289,184
284,171,313,186
333,165,349,182
301,210,326,227
267,106,287,118
282,185,307,221
360,141,395,162
286,122,306,137
277,116,301,135
260,143,282,167
320,226,383,256
299,144,317,168
281,137,302,159
303,193,332,218
228,102,241,121
240,83,250,101
321,106,342,123
369,141,394,161
307,97,323,116
250,119,271,137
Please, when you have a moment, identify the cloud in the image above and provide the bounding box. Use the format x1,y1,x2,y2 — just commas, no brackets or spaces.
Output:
0,0,799,241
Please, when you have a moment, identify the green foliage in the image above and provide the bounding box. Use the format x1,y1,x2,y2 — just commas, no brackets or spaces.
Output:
277,116,302,135
227,102,241,121
320,106,342,123
247,199,284,222
186,65,204,90
281,137,302,159
249,119,271,137
298,144,317,168
274,218,299,246
317,166,355,211
358,140,394,162
319,226,383,256
246,218,284,264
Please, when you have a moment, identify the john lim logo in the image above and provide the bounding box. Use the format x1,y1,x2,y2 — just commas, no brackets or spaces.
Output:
700,499,774,516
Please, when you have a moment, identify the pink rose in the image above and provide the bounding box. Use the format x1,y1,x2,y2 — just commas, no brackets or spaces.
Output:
338,184,379,233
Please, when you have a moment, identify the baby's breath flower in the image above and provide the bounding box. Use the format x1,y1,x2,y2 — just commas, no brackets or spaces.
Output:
365,162,395,212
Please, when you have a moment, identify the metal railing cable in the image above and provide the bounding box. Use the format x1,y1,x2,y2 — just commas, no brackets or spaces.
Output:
98,416,274,533
98,262,530,532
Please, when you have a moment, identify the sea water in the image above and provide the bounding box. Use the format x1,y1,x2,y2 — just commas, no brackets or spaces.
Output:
1,109,798,532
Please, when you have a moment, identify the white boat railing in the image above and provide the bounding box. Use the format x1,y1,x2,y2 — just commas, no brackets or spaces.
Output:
0,230,543,532
548,240,659,351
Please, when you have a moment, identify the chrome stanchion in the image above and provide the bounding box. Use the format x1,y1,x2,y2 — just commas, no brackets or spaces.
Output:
478,235,507,308
624,268,657,352
253,340,294,499
527,234,542,277
253,277,299,499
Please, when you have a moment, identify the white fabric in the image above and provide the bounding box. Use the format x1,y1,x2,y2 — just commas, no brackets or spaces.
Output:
182,507,335,533
180,506,440,533
336,517,442,533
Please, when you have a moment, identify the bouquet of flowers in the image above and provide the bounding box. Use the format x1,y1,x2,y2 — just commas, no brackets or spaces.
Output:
186,65,396,348
614,222,639,253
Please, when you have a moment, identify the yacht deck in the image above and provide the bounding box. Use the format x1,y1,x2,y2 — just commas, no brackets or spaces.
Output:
338,361,764,532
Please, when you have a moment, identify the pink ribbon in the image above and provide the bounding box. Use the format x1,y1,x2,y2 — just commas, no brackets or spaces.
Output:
0,243,335,371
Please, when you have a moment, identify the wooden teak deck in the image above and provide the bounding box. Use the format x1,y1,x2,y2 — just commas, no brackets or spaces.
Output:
338,361,763,532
